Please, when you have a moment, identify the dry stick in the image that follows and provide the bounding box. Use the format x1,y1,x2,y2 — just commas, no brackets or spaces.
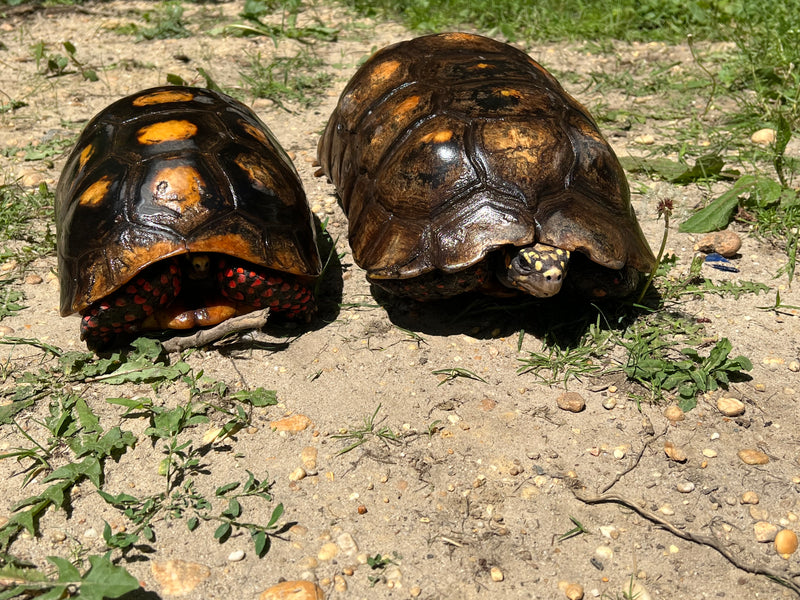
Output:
573,491,800,595
600,426,667,494
161,308,271,353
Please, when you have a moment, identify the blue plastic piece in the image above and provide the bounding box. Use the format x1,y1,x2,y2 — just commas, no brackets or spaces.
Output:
704,253,739,273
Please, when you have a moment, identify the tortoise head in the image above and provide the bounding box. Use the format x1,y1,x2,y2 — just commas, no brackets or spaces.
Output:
497,243,569,298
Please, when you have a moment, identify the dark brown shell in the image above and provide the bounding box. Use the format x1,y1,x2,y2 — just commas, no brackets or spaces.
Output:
57,86,321,316
317,33,655,281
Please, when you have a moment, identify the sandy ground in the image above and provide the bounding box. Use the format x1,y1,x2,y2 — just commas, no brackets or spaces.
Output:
1,2,800,599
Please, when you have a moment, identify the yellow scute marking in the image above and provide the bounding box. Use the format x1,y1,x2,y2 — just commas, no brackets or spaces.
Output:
78,175,113,206
137,120,198,145
79,145,95,169
420,130,453,144
151,166,206,212
469,62,493,70
500,89,522,98
132,89,195,106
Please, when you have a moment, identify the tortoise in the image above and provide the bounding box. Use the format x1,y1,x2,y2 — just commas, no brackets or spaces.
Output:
57,85,321,348
317,33,655,301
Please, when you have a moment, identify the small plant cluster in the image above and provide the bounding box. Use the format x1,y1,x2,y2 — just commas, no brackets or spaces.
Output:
0,338,288,598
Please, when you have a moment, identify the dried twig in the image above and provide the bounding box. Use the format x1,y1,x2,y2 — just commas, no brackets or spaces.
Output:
574,491,800,596
601,426,667,493
161,308,271,353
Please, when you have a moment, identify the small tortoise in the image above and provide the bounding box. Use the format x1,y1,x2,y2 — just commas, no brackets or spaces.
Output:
317,33,655,300
57,86,321,348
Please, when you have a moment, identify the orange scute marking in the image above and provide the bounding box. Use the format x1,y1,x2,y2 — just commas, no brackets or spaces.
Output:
240,121,270,146
441,32,477,42
151,165,206,212
132,89,195,106
394,95,420,116
136,120,198,145
78,175,113,206
370,59,401,84
469,62,494,70
500,89,523,98
420,130,453,144
79,144,95,169
234,153,277,192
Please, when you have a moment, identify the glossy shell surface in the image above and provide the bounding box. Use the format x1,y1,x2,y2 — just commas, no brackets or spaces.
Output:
57,86,321,316
317,33,654,282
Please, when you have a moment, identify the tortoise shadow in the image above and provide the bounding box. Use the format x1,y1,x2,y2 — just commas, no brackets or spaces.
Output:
374,283,663,347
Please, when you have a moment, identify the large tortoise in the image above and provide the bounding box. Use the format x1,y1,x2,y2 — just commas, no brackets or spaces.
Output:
57,86,321,348
317,33,655,300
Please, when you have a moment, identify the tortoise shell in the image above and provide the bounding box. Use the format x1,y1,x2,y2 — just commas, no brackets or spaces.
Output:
57,86,321,342
317,33,655,298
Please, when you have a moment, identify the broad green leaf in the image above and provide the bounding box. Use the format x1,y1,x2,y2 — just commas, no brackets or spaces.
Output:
679,176,756,233
78,553,140,600
214,522,232,541
670,154,725,184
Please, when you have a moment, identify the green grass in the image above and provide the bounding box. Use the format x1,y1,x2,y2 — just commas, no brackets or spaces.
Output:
341,0,800,278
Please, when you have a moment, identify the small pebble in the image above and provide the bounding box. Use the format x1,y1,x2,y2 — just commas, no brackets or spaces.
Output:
717,396,745,417
738,449,769,465
270,414,312,432
259,581,324,600
702,448,717,458
663,405,685,422
301,446,318,470
789,360,800,373
317,542,339,561
775,529,798,557
557,392,585,413
228,549,245,562
333,575,347,593
151,560,211,596
24,273,43,285
289,467,307,481
762,356,785,369
676,481,695,493
754,521,778,542
710,432,720,440
410,586,422,597
0,325,14,337
490,566,504,582
660,505,675,516
664,441,687,463
694,231,742,258
601,397,617,410
750,506,770,521
595,545,614,561
634,134,655,145
741,491,760,505
337,532,359,556
564,582,584,600
49,530,67,543
599,525,619,539
751,128,776,145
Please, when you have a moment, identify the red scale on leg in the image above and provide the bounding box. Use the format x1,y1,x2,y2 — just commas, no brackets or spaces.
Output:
80,258,182,347
217,258,314,318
